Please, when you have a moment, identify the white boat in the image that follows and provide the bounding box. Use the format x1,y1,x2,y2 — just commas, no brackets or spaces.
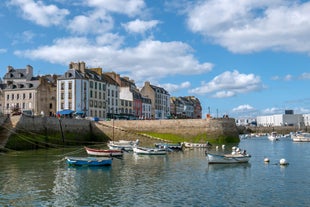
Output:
84,146,124,157
107,139,139,151
182,141,212,148
206,147,251,164
291,132,310,142
133,146,167,155
268,132,279,141
206,152,251,164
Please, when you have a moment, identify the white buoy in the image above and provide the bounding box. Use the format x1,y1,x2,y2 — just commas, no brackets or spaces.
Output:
216,146,219,150
264,157,270,163
222,145,225,149
279,158,289,165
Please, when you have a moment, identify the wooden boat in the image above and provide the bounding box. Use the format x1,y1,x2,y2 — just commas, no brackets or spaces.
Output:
108,139,139,151
133,146,167,155
206,153,251,164
291,132,310,142
154,143,183,151
182,141,212,148
84,146,123,157
65,156,112,166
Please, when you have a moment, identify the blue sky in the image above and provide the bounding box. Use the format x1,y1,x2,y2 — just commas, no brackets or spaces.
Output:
1,0,310,118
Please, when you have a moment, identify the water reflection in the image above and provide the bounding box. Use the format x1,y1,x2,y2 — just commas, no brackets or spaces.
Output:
207,163,251,172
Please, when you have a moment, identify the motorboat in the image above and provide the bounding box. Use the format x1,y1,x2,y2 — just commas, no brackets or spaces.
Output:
291,132,310,142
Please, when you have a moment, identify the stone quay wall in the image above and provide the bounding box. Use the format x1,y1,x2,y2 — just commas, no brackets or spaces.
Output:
0,116,239,143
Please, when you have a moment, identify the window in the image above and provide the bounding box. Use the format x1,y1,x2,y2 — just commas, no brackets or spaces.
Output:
23,93,26,99
17,94,19,100
61,83,64,90
90,81,93,88
12,94,14,100
6,94,9,100
68,82,72,89
29,93,32,99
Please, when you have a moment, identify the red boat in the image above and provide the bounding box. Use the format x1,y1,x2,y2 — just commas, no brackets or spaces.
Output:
84,146,124,157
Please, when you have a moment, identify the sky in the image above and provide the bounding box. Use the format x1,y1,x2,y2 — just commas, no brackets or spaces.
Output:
1,0,310,119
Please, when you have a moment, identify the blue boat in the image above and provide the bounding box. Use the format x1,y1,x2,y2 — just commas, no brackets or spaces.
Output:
65,156,112,166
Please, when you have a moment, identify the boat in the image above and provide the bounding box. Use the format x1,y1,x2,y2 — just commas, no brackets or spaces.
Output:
65,156,112,166
133,146,167,155
107,139,139,151
154,142,183,151
182,141,212,148
206,148,251,164
84,146,124,157
291,132,310,142
268,132,279,141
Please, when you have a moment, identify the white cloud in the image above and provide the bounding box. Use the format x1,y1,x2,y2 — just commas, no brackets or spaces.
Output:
186,0,310,54
86,0,146,17
0,48,7,54
261,107,283,115
67,12,114,35
8,0,69,26
14,38,213,82
189,70,263,98
232,104,255,112
284,74,293,81
122,19,160,34
12,30,35,45
160,81,191,93
300,72,310,80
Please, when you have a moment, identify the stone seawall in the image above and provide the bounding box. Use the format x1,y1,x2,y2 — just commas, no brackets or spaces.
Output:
0,116,240,149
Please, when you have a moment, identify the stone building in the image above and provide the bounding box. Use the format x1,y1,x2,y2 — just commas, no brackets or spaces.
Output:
57,62,108,118
140,81,170,119
2,65,56,116
170,96,202,119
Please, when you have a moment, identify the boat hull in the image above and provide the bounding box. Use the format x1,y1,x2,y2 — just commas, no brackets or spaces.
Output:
291,133,310,142
182,142,211,148
65,156,112,166
206,153,251,164
84,147,123,156
133,147,167,155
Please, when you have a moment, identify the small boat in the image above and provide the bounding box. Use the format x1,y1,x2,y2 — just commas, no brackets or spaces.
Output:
268,132,279,141
84,146,123,157
206,153,251,164
107,139,139,151
182,141,212,148
154,143,183,151
133,146,167,155
65,156,112,166
291,132,310,142
206,147,251,164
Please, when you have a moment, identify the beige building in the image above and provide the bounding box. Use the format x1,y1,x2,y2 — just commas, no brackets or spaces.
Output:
140,81,170,119
2,65,57,116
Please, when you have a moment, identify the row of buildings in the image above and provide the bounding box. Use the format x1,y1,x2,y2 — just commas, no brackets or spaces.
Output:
0,62,202,120
236,110,310,127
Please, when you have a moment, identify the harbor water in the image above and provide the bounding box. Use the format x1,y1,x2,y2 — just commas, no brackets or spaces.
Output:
0,137,309,207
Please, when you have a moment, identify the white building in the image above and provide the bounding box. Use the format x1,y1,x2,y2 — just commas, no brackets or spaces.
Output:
303,114,310,126
257,114,303,127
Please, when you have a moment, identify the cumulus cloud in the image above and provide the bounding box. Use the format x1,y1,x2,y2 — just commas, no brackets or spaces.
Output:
67,12,114,35
261,107,283,115
122,19,160,34
189,70,264,98
160,81,191,93
186,0,310,54
232,104,255,112
14,38,213,82
86,0,146,17
8,0,69,26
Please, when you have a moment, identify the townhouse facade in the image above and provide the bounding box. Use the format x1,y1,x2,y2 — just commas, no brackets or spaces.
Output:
140,81,170,119
2,65,56,116
170,96,202,119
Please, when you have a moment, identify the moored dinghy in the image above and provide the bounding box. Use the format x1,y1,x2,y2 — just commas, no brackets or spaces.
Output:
84,146,124,157
206,147,251,164
65,156,112,166
133,146,167,155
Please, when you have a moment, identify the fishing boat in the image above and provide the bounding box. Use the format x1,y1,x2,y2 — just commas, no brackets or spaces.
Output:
182,141,212,148
206,147,251,164
133,146,167,155
84,146,124,157
268,132,279,141
154,142,183,151
65,156,112,166
291,132,310,142
108,139,139,151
